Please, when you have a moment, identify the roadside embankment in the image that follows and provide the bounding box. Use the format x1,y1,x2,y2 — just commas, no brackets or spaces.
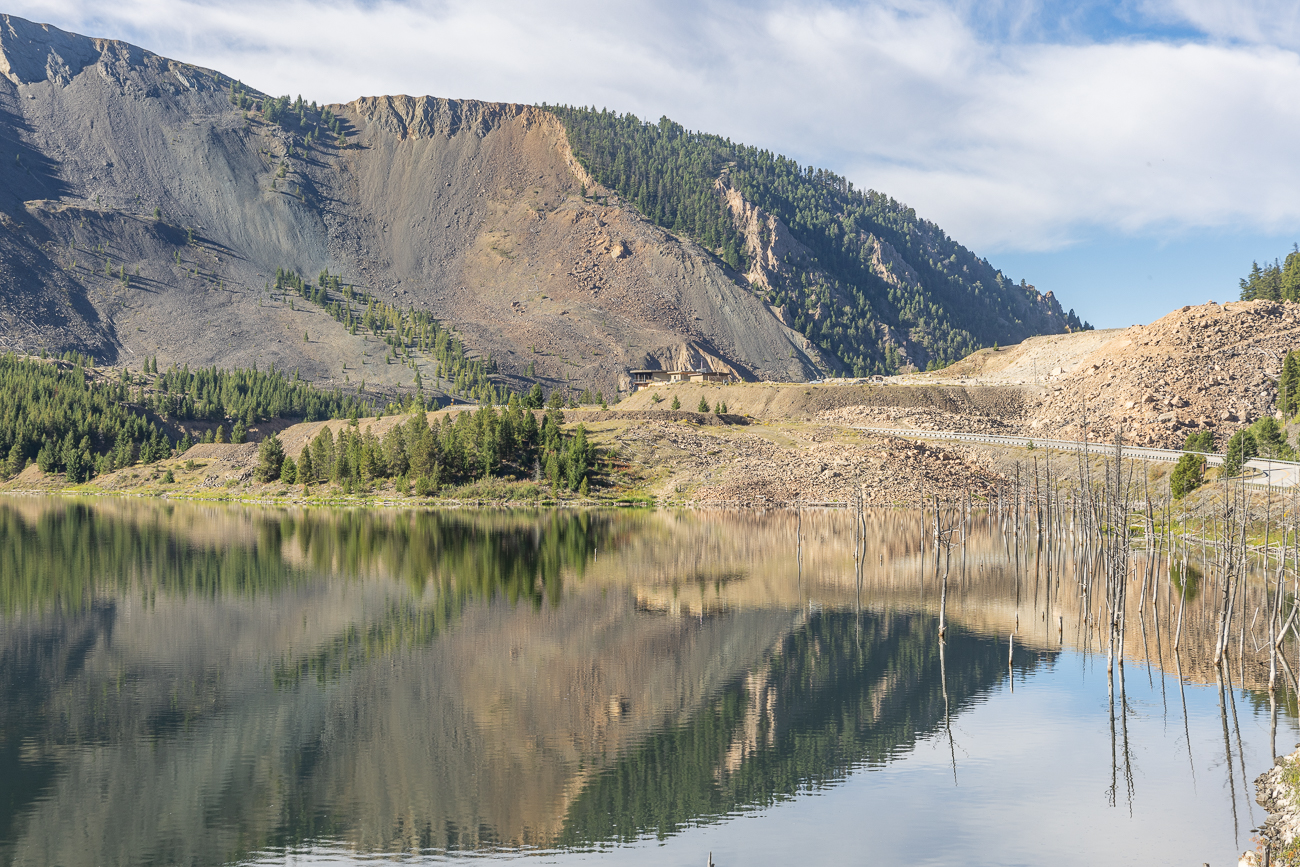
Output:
616,381,1029,424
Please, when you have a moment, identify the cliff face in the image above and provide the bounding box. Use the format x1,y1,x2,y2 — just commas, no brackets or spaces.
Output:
0,15,834,395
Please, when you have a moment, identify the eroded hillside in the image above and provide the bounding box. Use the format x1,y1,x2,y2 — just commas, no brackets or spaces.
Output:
0,15,833,397
0,14,1080,399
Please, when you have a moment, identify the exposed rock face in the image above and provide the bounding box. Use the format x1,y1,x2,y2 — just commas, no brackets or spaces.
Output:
0,15,97,85
0,14,836,395
722,182,916,371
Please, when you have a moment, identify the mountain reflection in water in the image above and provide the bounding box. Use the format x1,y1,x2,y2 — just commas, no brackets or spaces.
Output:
0,498,1285,866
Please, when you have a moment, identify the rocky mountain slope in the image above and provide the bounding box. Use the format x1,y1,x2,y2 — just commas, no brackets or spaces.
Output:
0,14,1077,399
556,108,1087,375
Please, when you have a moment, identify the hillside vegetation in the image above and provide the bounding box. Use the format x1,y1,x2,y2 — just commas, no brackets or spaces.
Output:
0,353,598,495
554,108,1088,374
0,353,365,481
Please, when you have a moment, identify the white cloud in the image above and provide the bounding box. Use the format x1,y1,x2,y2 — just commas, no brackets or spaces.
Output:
1143,0,1300,47
864,38,1300,249
7,0,1300,254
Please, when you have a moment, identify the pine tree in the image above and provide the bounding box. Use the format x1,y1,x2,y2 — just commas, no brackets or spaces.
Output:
1170,453,1205,499
1281,350,1300,418
1283,247,1300,301
254,433,285,481
297,446,314,482
1222,429,1258,476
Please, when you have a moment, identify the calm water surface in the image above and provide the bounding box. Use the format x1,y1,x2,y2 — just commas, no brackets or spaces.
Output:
0,498,1289,866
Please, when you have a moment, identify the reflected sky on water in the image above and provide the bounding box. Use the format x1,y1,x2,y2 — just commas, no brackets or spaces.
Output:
0,498,1290,866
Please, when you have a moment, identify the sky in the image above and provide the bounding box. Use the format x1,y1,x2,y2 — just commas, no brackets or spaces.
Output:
7,0,1300,329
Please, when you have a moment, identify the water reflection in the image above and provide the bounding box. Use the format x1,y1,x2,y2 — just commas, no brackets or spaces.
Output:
557,612,1042,846
0,499,1290,866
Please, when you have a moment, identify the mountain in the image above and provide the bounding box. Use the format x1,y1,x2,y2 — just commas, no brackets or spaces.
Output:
0,14,1083,400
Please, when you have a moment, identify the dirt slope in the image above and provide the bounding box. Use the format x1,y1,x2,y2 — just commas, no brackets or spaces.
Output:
1023,300,1298,446
614,299,1300,450
895,329,1122,385
887,299,1300,447
0,14,831,394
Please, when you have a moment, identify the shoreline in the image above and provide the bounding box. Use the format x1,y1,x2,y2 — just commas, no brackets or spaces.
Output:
0,485,939,511
1250,749,1300,865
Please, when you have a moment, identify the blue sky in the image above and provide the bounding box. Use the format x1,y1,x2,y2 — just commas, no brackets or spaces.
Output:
9,0,1300,328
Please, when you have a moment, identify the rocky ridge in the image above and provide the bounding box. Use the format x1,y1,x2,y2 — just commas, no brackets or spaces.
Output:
816,403,1026,436
887,299,1300,449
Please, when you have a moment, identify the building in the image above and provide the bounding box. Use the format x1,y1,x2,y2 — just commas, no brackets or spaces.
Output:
630,369,733,392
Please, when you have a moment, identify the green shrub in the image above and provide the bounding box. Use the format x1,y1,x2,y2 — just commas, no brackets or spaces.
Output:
1182,430,1214,453
1222,429,1258,477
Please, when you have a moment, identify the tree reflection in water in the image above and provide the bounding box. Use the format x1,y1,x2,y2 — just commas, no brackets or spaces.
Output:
0,499,1289,866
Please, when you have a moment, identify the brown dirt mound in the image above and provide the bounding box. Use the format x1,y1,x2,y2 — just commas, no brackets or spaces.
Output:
1025,299,1300,447
181,443,258,462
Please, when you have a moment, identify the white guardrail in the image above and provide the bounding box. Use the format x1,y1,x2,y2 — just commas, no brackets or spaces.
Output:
851,427,1300,488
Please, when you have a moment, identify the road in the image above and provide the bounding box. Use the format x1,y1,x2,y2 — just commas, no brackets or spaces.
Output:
850,427,1300,488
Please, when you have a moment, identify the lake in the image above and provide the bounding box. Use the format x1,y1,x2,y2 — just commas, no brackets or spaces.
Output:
0,498,1288,866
